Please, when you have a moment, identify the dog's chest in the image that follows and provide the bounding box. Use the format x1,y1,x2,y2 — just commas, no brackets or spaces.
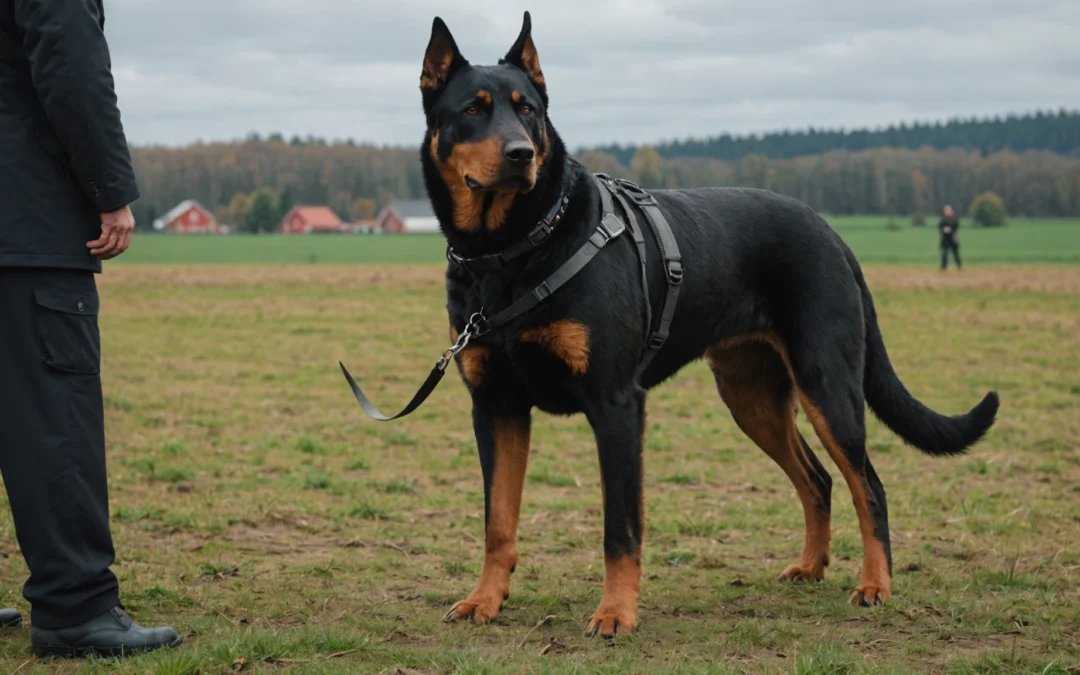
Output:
515,343,586,415
479,334,587,415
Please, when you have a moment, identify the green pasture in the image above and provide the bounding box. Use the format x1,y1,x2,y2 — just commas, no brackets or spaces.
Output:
117,217,1080,266
0,264,1076,673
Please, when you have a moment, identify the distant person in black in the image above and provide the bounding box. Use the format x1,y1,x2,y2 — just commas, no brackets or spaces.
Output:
0,0,180,658
938,205,962,270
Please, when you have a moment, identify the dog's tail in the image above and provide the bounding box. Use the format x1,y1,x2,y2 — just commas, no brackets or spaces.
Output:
847,249,999,456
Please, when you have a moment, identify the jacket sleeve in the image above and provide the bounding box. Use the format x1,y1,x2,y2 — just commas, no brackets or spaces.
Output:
15,0,140,213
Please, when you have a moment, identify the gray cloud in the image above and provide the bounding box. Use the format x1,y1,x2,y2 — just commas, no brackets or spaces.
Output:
104,0,1080,148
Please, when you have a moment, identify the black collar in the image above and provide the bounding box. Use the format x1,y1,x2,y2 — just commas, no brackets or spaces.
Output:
446,166,579,276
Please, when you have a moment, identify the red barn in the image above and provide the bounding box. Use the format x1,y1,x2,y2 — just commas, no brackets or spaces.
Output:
152,200,217,234
376,200,438,234
281,206,345,234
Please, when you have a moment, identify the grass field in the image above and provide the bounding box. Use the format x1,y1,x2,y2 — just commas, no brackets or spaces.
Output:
0,263,1077,674
117,216,1080,266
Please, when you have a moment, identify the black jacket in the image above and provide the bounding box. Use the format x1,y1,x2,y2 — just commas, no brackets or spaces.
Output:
938,216,959,245
0,0,138,271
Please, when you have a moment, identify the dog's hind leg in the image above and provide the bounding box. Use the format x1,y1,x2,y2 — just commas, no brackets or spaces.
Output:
583,386,646,639
791,326,893,606
707,338,833,583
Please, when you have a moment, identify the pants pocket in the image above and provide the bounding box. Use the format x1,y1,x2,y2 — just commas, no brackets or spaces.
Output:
33,288,101,375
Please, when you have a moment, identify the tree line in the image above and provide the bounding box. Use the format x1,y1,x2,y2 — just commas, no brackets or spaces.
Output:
580,145,1080,218
592,110,1080,164
130,139,423,231
129,133,1080,231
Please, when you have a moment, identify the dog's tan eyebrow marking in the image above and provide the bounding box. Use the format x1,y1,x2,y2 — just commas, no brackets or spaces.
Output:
477,89,493,106
511,91,523,104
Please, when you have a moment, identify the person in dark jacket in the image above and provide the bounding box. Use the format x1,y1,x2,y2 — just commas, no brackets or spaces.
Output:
938,204,962,270
0,0,180,658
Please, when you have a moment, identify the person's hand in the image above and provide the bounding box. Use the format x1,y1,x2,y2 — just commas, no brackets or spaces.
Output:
88,205,135,259
943,226,952,234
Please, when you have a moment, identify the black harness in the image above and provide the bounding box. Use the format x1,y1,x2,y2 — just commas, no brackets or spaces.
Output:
593,173,683,377
340,171,682,420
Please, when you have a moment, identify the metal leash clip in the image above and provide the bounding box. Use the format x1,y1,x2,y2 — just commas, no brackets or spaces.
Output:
436,311,486,371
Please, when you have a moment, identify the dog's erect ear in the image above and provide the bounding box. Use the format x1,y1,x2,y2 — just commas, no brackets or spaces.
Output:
420,17,466,95
503,11,545,90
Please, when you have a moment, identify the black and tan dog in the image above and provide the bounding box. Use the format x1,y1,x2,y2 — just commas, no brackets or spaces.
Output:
420,12,998,638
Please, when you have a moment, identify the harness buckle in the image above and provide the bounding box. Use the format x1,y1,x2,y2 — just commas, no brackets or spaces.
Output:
648,333,668,349
615,179,657,206
598,213,626,242
667,261,684,285
527,222,553,246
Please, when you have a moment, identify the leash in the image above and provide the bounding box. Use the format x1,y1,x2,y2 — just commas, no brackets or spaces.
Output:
339,311,485,421
340,179,626,421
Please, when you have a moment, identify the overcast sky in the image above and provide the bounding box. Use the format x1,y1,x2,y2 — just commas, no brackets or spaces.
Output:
104,0,1080,149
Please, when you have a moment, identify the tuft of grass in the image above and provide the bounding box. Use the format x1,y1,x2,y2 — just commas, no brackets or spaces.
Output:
294,434,328,455
104,395,135,411
1038,461,1062,475
529,465,578,488
674,516,725,538
114,505,164,523
304,469,338,492
347,457,371,471
200,627,369,665
156,467,195,483
660,471,699,485
348,502,389,520
147,650,204,675
797,644,861,675
386,431,418,447
665,550,696,567
136,458,196,483
383,478,417,494
161,441,187,457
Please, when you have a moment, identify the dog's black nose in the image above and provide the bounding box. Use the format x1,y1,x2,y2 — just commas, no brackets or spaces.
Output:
504,141,535,164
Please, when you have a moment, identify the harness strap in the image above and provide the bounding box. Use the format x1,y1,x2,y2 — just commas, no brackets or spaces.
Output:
635,194,682,376
597,176,652,345
595,174,683,377
478,207,625,335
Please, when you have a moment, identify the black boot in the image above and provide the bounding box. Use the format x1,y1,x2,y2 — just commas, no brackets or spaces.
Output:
30,606,180,658
0,609,21,628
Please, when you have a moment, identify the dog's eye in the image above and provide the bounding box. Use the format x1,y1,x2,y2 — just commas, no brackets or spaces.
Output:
521,105,533,116
464,106,478,116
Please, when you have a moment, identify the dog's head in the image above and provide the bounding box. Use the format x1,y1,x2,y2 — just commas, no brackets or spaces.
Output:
420,12,555,233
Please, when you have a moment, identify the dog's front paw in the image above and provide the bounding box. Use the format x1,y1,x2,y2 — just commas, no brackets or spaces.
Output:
778,563,825,583
584,604,637,639
443,592,504,625
849,584,891,607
